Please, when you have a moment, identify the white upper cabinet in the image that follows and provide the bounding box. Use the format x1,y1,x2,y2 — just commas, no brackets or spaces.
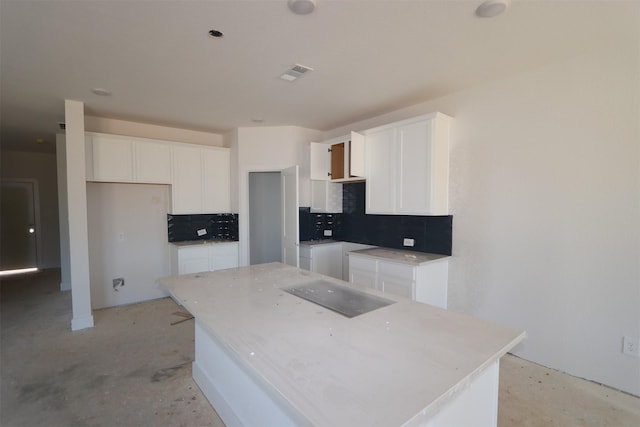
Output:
364,112,452,215
86,133,171,184
86,134,134,182
310,132,365,182
172,144,230,214
135,140,172,184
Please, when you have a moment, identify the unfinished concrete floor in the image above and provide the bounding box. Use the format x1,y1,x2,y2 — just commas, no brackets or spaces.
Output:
1,270,639,427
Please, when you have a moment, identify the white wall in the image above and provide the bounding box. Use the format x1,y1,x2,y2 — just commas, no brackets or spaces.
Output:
235,126,322,266
325,42,640,396
0,150,60,269
86,182,171,309
85,116,224,147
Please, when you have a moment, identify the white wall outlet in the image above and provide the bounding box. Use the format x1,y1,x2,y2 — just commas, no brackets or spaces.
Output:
117,232,125,242
324,229,332,237
197,228,207,237
403,238,415,247
622,336,639,357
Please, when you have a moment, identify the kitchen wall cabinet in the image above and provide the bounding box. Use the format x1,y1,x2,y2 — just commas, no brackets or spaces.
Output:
171,144,230,214
310,132,365,183
299,242,343,279
310,181,343,213
85,133,171,184
171,242,239,275
349,253,448,308
364,112,452,215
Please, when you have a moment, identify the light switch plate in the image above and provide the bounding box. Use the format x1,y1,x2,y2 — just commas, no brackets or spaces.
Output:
403,238,415,247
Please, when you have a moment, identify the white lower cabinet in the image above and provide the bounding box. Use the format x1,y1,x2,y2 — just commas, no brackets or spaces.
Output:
299,243,343,280
349,253,448,308
171,242,239,275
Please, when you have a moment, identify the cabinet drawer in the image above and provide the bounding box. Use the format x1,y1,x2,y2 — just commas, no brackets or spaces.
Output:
349,255,377,273
378,261,415,281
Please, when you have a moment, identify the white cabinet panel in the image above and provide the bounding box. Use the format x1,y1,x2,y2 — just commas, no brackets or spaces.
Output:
365,127,396,213
310,135,365,183
135,140,172,184
90,134,134,182
171,242,239,275
349,253,448,308
172,145,203,214
310,142,331,180
364,113,451,215
172,145,230,214
299,243,342,280
203,148,231,213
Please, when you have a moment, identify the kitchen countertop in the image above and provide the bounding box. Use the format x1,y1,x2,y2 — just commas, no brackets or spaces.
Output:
160,262,524,426
169,239,238,247
349,247,449,266
299,239,342,247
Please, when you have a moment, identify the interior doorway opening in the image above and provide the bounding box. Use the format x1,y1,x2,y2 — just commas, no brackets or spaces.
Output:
248,172,282,265
1,179,40,274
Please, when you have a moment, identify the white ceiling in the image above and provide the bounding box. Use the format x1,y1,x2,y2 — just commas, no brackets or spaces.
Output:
1,0,638,153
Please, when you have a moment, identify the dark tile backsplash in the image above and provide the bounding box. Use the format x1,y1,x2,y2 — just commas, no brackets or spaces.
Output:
300,182,452,256
168,214,238,242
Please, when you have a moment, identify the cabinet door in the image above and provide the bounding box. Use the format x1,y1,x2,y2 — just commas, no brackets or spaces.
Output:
350,268,377,290
210,242,238,271
178,246,210,274
202,148,230,213
311,244,342,279
415,260,448,309
379,275,414,299
310,142,331,180
365,127,396,214
330,142,345,180
172,145,203,214
350,131,365,177
396,119,433,214
91,135,134,182
135,140,172,184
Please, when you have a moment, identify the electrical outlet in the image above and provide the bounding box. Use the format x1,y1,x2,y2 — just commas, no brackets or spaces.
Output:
197,228,207,237
324,229,332,237
117,232,125,242
622,336,639,357
403,238,415,247
112,278,125,292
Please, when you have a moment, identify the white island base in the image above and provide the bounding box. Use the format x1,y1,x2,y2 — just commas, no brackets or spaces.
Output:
160,263,524,427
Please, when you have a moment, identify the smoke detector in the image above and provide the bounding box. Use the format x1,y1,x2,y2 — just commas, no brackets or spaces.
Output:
279,64,314,82
288,0,316,15
476,0,510,18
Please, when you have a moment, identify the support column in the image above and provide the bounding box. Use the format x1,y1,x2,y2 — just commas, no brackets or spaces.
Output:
65,99,93,330
56,134,71,292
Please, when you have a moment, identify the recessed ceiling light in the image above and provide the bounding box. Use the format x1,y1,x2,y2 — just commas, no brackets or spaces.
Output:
91,88,112,96
475,0,510,18
208,29,224,38
288,0,316,15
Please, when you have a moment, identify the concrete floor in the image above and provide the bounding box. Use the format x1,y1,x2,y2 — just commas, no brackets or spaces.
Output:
1,270,638,427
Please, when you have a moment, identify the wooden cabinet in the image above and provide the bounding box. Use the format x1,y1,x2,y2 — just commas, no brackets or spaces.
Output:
299,242,343,279
310,132,365,183
348,253,448,308
171,242,239,275
310,181,343,213
85,133,171,184
171,145,230,214
364,112,452,215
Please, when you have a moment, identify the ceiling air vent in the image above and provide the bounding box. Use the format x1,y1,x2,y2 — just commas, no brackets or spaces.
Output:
279,64,314,82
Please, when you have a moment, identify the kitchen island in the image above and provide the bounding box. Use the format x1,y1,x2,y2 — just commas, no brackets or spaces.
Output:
159,263,525,427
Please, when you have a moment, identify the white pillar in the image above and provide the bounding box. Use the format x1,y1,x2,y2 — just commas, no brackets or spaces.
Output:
56,134,71,291
65,99,94,330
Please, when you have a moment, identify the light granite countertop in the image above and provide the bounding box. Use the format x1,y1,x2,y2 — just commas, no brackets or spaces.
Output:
160,262,524,426
169,239,238,247
349,247,450,266
299,239,342,247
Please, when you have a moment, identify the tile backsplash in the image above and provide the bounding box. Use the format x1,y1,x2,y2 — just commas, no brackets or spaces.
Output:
168,213,238,242
300,182,452,256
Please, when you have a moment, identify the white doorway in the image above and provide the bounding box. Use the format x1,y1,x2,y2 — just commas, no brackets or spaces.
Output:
249,172,282,265
1,179,39,271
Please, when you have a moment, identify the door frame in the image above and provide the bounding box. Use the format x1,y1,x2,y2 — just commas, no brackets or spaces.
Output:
0,178,42,270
